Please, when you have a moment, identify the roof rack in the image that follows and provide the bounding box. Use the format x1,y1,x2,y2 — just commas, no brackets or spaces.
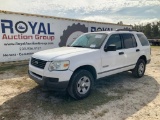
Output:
116,29,139,32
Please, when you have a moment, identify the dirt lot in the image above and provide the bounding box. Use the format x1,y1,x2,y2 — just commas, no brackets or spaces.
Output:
0,47,160,120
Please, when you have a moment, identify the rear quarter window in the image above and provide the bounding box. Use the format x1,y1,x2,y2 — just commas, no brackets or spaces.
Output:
137,34,149,46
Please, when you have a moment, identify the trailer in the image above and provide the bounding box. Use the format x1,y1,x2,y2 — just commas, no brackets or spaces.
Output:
0,10,132,62
148,39,160,46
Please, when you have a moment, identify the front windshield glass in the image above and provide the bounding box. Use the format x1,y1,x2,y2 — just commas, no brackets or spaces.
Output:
70,33,108,49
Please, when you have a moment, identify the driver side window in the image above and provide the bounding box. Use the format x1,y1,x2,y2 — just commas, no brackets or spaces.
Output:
105,34,122,50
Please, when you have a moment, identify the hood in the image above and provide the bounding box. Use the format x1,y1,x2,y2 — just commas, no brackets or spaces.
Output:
32,47,97,61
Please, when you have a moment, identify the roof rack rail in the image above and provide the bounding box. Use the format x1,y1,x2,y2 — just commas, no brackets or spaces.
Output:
116,29,139,32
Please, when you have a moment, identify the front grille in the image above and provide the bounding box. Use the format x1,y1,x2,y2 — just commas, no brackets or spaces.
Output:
31,57,47,69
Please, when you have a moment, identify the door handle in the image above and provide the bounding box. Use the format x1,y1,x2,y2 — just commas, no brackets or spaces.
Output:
119,52,124,55
136,49,140,52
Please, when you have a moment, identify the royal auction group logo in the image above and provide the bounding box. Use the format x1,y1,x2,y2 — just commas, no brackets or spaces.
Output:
15,21,28,33
0,19,55,41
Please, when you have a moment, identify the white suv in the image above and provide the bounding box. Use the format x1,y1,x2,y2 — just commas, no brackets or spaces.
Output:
28,30,151,99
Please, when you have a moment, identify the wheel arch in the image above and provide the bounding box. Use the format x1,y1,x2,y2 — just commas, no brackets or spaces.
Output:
138,55,147,64
71,65,97,80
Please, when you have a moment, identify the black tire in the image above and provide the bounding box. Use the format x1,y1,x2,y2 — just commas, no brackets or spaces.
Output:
132,59,146,78
67,69,94,100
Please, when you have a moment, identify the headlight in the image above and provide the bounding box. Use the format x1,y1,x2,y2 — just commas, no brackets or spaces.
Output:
48,61,70,71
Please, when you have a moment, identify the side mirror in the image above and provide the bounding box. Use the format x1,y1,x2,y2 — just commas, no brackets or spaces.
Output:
104,44,116,52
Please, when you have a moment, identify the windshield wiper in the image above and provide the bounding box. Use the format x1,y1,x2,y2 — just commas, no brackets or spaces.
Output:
71,45,84,48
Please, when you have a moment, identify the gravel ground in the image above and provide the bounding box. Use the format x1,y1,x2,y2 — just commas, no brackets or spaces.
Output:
0,46,160,120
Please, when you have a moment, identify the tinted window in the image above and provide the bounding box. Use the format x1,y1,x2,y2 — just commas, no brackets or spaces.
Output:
106,34,122,50
122,34,137,49
137,34,149,46
131,34,137,47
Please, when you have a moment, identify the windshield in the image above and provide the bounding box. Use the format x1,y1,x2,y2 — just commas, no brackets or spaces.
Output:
70,33,108,49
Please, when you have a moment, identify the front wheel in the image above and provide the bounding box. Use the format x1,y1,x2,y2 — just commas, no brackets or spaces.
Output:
67,69,94,100
132,59,146,78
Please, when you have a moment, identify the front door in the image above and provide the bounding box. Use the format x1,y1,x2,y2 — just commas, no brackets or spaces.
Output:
99,34,126,78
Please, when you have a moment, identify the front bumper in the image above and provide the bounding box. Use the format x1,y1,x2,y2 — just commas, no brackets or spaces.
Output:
28,70,69,91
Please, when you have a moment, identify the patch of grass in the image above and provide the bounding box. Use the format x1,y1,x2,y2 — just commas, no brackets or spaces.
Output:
113,88,136,95
0,65,28,75
93,109,109,118
39,90,121,115
0,71,131,120
0,65,28,76
0,110,22,120
0,65,16,72
0,88,123,120
12,65,28,76
0,71,5,74
151,46,160,48
0,78,37,89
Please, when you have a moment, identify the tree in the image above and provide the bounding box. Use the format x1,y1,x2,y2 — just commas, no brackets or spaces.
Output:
144,23,152,38
152,23,159,38
117,21,123,25
133,21,160,39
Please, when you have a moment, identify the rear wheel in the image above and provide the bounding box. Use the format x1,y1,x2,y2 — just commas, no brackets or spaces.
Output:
67,69,94,100
132,59,146,78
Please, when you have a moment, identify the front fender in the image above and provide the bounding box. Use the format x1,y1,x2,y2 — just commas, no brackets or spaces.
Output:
69,58,101,75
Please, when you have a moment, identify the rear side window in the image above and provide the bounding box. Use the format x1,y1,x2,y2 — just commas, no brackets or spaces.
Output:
137,34,149,46
122,34,137,49
106,34,122,50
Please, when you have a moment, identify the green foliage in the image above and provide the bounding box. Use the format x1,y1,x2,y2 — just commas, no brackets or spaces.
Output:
133,21,160,39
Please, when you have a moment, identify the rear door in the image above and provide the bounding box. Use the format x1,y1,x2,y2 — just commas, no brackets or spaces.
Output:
121,33,139,66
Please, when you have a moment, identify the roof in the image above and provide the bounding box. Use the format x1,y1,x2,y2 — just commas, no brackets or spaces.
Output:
0,10,132,27
85,30,143,35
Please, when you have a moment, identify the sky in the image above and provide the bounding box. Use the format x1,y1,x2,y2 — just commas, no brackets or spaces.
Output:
0,0,160,25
